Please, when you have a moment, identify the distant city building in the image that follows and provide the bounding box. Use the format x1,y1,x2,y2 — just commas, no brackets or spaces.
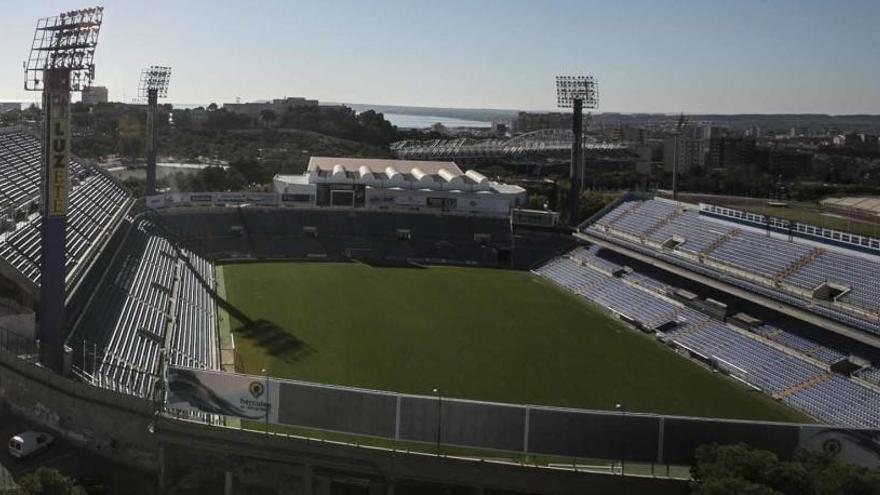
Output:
756,149,813,179
836,133,879,152
612,125,647,143
224,97,319,117
512,112,575,133
663,137,705,173
490,122,508,134
701,125,731,140
708,136,755,170
745,125,762,138
635,144,656,175
81,86,108,105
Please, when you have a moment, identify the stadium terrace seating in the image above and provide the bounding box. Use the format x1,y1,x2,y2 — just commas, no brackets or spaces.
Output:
68,218,219,398
586,199,880,335
154,208,514,267
0,131,131,289
752,324,847,365
708,231,814,278
786,376,880,428
569,245,622,274
672,320,823,395
535,245,880,428
784,251,880,309
855,366,880,386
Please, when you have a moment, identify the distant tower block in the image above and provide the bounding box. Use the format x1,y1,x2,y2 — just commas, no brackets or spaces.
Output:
556,75,598,225
138,66,171,196
24,6,105,373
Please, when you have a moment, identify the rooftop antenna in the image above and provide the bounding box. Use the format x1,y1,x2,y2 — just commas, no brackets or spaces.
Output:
138,66,171,196
556,75,598,225
24,6,104,373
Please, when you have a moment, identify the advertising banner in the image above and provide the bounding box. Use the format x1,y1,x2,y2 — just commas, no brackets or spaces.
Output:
166,367,278,422
799,426,880,468
245,193,278,205
393,194,426,207
215,192,246,204
145,195,166,209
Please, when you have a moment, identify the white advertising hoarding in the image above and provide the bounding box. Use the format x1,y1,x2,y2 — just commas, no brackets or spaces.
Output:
166,367,279,422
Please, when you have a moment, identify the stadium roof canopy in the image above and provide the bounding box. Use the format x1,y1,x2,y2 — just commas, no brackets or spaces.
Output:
308,157,464,176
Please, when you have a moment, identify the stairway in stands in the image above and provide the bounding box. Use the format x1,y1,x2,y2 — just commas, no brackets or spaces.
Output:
698,227,741,260
642,208,684,240
601,201,643,230
774,246,826,284
777,373,832,399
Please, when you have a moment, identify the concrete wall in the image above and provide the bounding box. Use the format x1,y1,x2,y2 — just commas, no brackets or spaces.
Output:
232,372,880,467
0,348,158,470
0,313,35,340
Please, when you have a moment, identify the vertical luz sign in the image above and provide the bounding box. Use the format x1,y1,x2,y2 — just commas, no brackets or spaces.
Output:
46,90,70,217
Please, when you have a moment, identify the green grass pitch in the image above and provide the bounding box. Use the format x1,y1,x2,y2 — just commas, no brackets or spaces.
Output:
220,262,809,423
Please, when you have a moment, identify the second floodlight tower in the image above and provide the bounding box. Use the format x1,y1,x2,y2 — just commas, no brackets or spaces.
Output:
24,6,104,372
139,66,171,196
556,75,598,225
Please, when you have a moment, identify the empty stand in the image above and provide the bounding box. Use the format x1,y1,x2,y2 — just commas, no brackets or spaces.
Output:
535,244,880,428
68,218,219,398
0,131,131,290
586,199,880,335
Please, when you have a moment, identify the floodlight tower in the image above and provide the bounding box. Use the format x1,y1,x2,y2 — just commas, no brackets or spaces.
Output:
24,7,104,373
139,66,171,196
556,75,598,225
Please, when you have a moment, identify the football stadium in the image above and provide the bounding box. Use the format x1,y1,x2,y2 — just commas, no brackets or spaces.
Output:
0,6,879,495
3,119,880,491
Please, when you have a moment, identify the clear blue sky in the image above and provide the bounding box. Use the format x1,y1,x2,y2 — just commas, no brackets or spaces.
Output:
1,0,878,113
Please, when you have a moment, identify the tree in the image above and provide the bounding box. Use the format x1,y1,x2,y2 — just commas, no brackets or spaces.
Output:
527,193,549,210
690,443,880,495
16,468,86,495
259,109,277,128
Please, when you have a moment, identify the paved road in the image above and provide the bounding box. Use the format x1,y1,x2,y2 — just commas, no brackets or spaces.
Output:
0,407,156,493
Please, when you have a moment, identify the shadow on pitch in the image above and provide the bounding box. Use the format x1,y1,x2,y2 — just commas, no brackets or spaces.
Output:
171,243,313,363
232,318,312,363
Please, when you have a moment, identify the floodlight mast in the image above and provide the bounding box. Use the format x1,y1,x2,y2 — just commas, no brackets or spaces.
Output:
556,75,598,226
138,66,171,196
24,7,103,374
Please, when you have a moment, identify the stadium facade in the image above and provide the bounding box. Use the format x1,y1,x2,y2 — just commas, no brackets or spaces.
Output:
272,156,527,215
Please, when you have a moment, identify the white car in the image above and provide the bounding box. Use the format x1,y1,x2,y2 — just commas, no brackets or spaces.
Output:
8,431,54,459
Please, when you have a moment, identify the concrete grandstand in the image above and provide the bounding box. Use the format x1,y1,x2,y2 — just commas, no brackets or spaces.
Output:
535,246,880,428
573,196,880,427
584,197,880,340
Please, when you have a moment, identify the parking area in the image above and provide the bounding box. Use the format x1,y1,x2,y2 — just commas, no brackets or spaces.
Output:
0,407,156,493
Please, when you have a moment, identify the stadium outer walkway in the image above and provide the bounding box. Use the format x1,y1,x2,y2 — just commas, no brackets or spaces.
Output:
576,232,880,350
156,416,689,495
